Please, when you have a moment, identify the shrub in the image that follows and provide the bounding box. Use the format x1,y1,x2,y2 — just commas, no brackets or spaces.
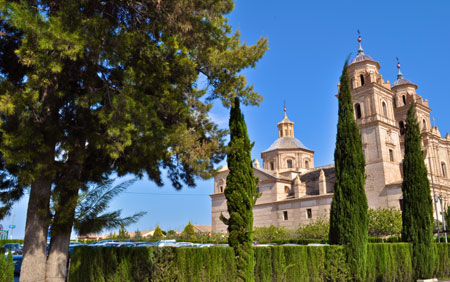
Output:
253,225,292,242
368,208,402,237
296,217,329,239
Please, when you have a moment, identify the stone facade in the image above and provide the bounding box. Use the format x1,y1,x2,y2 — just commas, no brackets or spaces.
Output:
210,40,450,233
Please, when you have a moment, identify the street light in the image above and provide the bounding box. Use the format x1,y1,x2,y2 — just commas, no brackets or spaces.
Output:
428,156,441,241
438,194,448,243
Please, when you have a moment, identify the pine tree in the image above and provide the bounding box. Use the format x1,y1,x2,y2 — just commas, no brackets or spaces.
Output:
118,225,130,239
329,60,368,281
134,230,142,240
401,104,435,279
0,1,267,280
220,98,259,282
181,221,196,240
153,225,164,239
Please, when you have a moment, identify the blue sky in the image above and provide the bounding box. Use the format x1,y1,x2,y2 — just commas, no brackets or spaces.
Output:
3,0,450,238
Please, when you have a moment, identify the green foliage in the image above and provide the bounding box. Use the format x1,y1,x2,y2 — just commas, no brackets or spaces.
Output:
253,225,292,242
365,243,413,282
329,60,368,281
401,105,435,279
153,225,164,239
220,98,260,281
134,230,142,240
296,217,330,239
118,225,130,239
181,221,196,240
368,208,402,237
68,243,450,282
0,251,14,281
74,179,146,236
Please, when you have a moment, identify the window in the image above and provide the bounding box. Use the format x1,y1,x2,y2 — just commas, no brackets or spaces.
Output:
442,162,447,178
402,95,406,106
220,186,223,193
389,149,394,162
305,160,309,169
284,129,288,137
306,209,312,219
270,162,274,171
422,119,427,131
399,121,405,135
283,211,288,221
355,103,362,119
399,199,403,211
284,186,290,194
287,160,293,168
382,101,387,117
360,74,365,86
279,130,282,137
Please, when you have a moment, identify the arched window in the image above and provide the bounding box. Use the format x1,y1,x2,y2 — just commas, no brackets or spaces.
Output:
287,160,293,168
360,74,365,86
220,186,223,193
284,129,288,136
270,162,274,171
399,121,405,135
284,186,290,194
422,119,427,131
355,103,362,119
305,160,309,169
442,162,447,178
279,130,282,137
402,95,406,106
382,101,387,117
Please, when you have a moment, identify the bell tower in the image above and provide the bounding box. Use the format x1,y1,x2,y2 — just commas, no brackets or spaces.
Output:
347,34,403,209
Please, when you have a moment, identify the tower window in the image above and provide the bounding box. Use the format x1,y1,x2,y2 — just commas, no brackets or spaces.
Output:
399,121,405,135
382,101,387,117
305,160,309,169
285,129,288,137
284,186,290,194
355,103,362,119
306,209,312,219
283,211,288,221
279,130,282,137
287,160,293,168
220,186,223,193
402,95,406,106
389,149,394,162
360,74,365,86
442,162,447,178
270,162,274,171
422,119,427,131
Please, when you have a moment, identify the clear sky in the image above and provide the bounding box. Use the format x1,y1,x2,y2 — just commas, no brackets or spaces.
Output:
3,0,450,238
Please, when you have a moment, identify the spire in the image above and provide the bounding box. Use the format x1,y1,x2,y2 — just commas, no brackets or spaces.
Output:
283,100,288,120
278,102,294,138
357,30,364,55
396,57,403,80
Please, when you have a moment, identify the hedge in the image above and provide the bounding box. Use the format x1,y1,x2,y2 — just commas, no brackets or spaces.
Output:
0,252,14,281
68,243,450,281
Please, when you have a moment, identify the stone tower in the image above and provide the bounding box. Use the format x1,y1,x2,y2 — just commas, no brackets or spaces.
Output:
347,35,403,209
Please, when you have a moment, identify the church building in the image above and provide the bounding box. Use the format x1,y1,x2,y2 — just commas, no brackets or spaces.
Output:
210,37,450,233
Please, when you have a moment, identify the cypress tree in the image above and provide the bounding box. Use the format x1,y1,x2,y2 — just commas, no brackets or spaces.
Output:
329,60,368,281
401,104,435,279
220,97,259,282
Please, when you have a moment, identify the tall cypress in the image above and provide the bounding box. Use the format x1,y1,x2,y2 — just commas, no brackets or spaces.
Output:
220,97,259,282
329,60,368,281
401,104,435,279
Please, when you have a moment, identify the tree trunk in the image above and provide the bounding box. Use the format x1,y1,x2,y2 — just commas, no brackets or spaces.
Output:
46,145,83,282
20,179,52,282
45,229,73,282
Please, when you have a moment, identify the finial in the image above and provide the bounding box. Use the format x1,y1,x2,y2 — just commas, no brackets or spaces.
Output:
357,30,364,55
283,100,287,119
396,57,403,80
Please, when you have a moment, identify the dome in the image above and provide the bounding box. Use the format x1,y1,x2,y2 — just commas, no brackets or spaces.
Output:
263,137,309,153
350,54,376,65
392,78,416,87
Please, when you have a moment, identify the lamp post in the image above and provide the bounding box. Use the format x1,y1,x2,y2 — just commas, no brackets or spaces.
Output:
428,156,441,241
